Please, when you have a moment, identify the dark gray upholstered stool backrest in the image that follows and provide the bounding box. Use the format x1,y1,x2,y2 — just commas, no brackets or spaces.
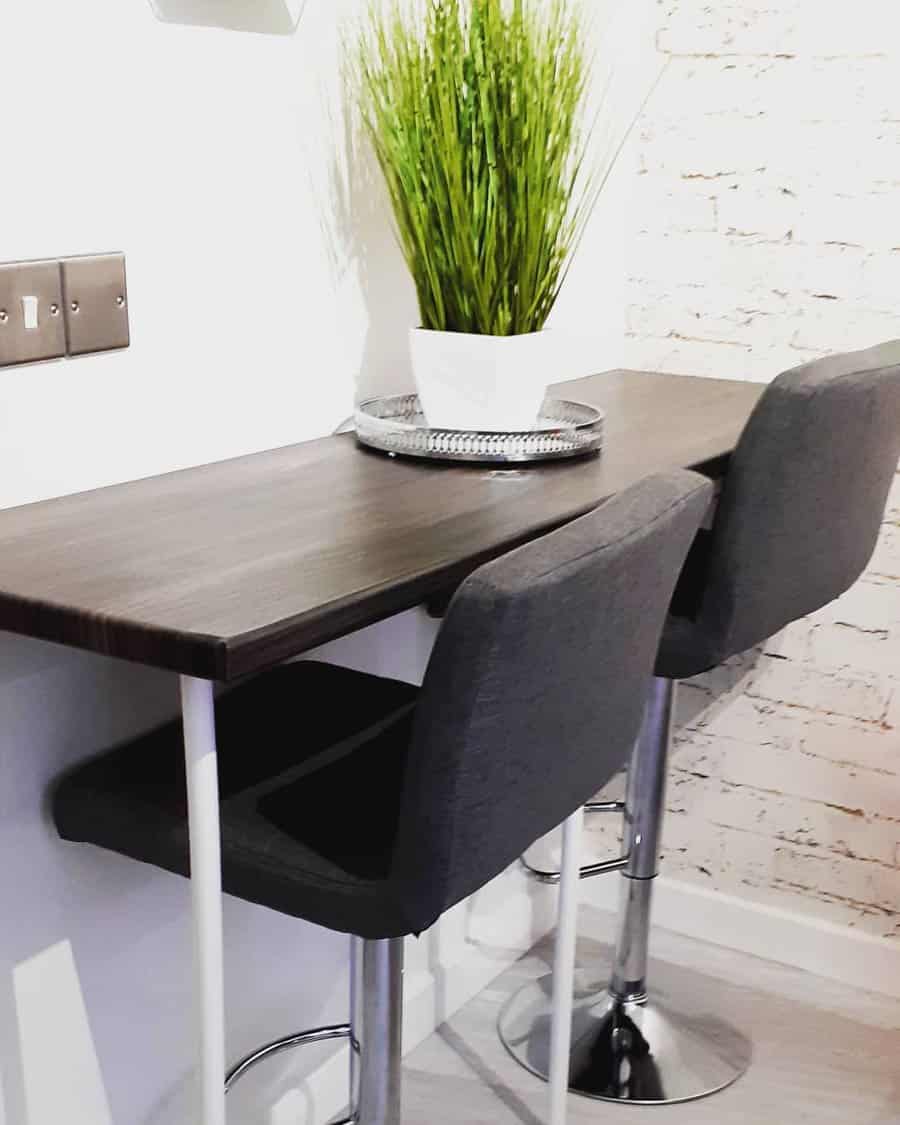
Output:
389,470,712,934
685,341,900,671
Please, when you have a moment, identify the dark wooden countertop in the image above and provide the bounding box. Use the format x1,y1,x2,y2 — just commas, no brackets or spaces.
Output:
0,370,763,680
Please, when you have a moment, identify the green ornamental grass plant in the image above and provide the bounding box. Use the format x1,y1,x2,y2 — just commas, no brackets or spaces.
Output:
355,0,596,338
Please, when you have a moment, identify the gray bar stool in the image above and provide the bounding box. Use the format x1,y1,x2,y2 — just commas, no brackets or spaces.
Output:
500,340,900,1105
52,469,711,1125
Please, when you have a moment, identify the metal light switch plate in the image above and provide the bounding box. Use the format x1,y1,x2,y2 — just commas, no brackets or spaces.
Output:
61,253,130,356
0,260,67,367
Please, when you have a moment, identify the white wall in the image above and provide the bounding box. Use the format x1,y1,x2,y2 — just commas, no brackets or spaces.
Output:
616,0,900,943
0,2,650,1122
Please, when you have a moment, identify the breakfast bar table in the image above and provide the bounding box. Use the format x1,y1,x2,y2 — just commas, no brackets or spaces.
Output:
0,370,763,1125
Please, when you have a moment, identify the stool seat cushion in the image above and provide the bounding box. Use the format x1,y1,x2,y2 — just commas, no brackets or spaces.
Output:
655,343,900,680
657,614,719,680
53,661,423,939
656,530,718,678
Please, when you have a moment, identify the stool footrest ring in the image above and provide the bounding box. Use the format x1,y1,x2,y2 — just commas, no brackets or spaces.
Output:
225,1023,355,1097
520,852,629,885
521,800,628,884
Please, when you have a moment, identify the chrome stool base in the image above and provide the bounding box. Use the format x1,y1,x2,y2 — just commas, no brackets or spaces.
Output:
498,964,752,1106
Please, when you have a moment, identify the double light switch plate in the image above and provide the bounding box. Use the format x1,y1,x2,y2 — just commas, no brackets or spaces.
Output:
0,254,129,368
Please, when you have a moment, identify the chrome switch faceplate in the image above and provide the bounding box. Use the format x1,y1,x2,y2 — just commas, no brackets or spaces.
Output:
0,260,66,367
60,253,130,357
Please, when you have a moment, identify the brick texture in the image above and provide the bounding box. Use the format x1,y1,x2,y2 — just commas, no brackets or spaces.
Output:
615,0,900,938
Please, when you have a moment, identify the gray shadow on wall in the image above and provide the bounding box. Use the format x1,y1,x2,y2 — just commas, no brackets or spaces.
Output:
149,0,308,35
0,969,25,1125
322,85,418,404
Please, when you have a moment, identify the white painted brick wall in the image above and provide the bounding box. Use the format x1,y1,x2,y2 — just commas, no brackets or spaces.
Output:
620,0,900,939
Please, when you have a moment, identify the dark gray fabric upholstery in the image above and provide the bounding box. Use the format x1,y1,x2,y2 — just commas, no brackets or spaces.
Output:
390,470,712,933
657,341,900,679
53,662,422,937
54,470,711,939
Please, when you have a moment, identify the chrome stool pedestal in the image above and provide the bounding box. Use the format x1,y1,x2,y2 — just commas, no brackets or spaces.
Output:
226,936,403,1125
499,678,752,1105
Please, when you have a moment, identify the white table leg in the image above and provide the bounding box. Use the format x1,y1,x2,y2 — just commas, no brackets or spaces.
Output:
549,807,584,1125
181,676,227,1125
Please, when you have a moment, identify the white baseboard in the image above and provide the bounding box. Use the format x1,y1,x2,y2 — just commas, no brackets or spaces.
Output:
582,874,900,1000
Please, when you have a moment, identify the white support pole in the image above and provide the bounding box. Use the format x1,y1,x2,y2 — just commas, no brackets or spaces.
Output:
548,807,584,1125
181,676,227,1125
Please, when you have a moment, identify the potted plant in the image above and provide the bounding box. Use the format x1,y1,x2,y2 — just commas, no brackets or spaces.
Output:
354,0,597,432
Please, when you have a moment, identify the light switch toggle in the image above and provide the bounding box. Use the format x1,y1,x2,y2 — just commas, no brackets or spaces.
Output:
22,296,39,331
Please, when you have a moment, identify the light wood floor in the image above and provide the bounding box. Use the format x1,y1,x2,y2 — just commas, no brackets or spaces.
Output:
401,906,900,1125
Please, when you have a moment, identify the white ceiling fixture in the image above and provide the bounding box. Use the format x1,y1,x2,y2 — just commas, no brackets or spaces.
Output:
149,0,308,35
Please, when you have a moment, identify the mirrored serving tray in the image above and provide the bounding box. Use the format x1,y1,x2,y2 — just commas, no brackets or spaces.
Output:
354,395,604,464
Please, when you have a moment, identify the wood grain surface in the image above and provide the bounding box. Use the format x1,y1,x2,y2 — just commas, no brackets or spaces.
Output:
0,371,763,680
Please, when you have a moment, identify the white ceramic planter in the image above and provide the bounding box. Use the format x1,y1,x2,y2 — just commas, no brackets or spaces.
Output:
410,328,553,432
149,0,307,34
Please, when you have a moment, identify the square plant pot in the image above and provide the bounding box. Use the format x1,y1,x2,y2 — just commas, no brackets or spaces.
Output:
149,0,307,35
410,328,554,432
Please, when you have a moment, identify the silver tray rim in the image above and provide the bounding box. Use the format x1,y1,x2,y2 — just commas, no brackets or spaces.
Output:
354,394,605,465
